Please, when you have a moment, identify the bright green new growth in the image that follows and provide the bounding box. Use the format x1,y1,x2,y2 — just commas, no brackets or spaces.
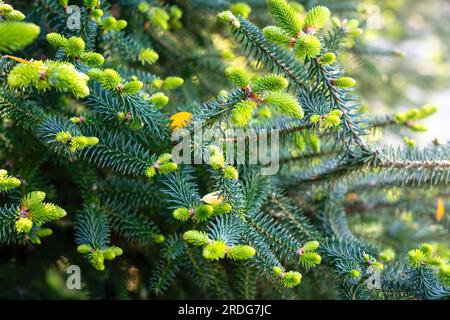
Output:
310,114,322,124
37,228,52,239
194,204,214,222
0,3,25,21
230,2,252,18
231,100,257,127
281,271,302,288
0,3,14,13
153,234,165,243
217,90,228,101
0,169,21,192
90,8,103,20
225,66,250,87
89,68,121,90
395,104,438,124
183,230,210,246
379,248,396,262
289,2,304,14
223,166,239,180
264,92,304,119
293,132,306,152
102,17,117,30
304,240,319,251
252,74,288,92
317,109,343,129
299,252,321,268
294,34,321,60
362,253,384,271
7,60,90,98
89,250,105,270
47,33,103,64
88,68,143,94
409,124,427,132
159,163,178,174
162,77,184,90
298,241,322,268
208,146,226,169
209,154,225,169
116,20,128,30
77,244,93,254
217,11,240,29
275,267,303,288
145,153,178,178
304,5,330,30
257,105,272,119
407,243,443,269
150,7,170,30
169,5,183,20
309,134,320,152
344,19,363,36
15,191,66,237
138,3,181,31
123,80,144,94
224,69,300,126
438,265,450,287
138,2,150,12
0,22,40,53
335,76,356,89
65,37,85,58
227,245,256,260
262,26,291,47
101,16,128,32
15,217,33,234
418,104,438,118
70,136,92,151
267,0,303,37
149,92,169,109
184,230,255,261
203,240,228,260
273,266,283,276
70,136,99,152
80,52,105,66
349,269,362,279
321,52,336,65
55,131,71,143
212,203,232,215
172,208,191,221
419,243,433,256
208,145,238,180
103,246,124,260
403,136,416,149
139,48,159,65
83,0,99,8
55,131,99,153
408,249,427,268
157,153,173,164
262,3,331,62
151,77,184,90
82,245,123,271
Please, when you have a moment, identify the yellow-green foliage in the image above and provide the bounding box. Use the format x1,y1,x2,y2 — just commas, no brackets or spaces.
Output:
7,60,90,98
15,191,66,237
0,22,40,53
264,92,304,119
294,34,321,60
267,0,303,37
304,6,330,30
0,169,21,192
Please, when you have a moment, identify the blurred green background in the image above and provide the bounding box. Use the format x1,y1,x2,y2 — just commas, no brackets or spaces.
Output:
348,0,450,147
